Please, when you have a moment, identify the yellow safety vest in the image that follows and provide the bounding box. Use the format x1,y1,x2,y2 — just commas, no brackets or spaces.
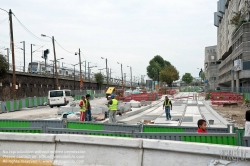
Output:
80,100,86,112
85,99,89,110
109,99,118,111
164,100,171,106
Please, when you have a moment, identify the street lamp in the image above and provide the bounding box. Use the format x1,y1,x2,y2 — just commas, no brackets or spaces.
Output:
41,34,58,89
20,41,25,72
101,57,108,87
117,62,124,89
127,66,132,89
98,68,106,73
197,68,203,87
72,63,79,90
75,49,84,90
50,58,64,89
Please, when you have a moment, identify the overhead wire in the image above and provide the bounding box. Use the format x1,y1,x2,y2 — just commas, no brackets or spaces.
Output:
12,13,50,42
54,40,74,54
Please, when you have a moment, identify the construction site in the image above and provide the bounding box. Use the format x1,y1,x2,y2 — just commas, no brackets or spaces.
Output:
0,87,250,165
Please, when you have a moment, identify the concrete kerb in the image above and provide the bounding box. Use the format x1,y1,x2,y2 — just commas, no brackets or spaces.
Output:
55,134,143,148
0,133,250,165
142,138,250,158
0,132,55,142
203,101,229,126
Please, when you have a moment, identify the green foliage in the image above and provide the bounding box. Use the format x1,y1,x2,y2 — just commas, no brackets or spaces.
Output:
201,72,205,81
147,55,171,80
160,65,179,86
193,82,199,86
0,54,9,79
230,11,242,26
94,73,104,89
182,73,193,85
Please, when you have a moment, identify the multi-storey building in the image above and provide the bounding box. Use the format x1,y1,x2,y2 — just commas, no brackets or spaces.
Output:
204,46,219,90
214,0,250,92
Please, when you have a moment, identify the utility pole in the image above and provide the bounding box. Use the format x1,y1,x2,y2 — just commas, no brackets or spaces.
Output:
121,64,123,88
88,62,90,89
85,61,86,80
31,44,33,72
74,65,76,90
130,67,132,89
78,48,82,78
110,68,111,84
106,58,109,87
52,36,58,90
9,9,16,98
21,41,25,72
124,73,126,87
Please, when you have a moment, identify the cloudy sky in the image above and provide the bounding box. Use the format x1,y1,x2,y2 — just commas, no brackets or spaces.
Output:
0,0,217,80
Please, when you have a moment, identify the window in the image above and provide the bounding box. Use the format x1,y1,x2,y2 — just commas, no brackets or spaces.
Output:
66,71,68,75
59,70,62,74
50,91,63,97
243,61,250,70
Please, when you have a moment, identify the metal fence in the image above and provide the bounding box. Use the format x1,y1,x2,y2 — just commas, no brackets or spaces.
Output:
0,89,107,113
0,96,48,113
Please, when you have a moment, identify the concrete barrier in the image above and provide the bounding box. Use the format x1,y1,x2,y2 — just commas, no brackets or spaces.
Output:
0,133,55,165
0,132,250,166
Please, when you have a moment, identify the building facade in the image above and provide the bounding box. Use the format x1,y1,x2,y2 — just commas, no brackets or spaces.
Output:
204,46,219,90
214,0,250,92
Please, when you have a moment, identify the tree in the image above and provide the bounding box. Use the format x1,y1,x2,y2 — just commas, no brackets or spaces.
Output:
0,54,9,80
201,72,205,81
182,73,193,85
147,55,171,80
94,73,104,90
160,65,179,87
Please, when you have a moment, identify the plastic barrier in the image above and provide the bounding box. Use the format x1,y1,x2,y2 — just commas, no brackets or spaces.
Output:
0,127,42,133
133,132,237,146
0,126,244,146
143,125,232,133
47,128,132,138
67,121,141,132
0,119,64,128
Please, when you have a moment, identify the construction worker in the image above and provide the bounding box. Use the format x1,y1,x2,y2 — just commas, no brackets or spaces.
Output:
85,94,92,121
108,94,118,123
79,96,86,121
163,96,172,121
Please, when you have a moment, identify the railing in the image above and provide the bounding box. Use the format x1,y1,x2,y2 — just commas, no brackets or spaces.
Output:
0,119,247,146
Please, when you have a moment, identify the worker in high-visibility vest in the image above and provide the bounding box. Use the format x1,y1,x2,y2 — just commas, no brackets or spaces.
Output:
85,94,92,121
108,94,118,123
163,96,172,121
79,96,86,121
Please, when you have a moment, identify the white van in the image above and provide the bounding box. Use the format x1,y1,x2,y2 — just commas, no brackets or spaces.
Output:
48,89,74,108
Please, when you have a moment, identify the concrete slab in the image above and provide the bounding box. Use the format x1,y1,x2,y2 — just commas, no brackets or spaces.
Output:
154,118,179,124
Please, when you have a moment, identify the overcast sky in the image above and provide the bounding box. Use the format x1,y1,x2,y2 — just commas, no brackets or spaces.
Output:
0,0,217,80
